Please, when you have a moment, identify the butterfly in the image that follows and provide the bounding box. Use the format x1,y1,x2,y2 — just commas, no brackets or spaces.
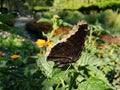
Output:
46,21,88,63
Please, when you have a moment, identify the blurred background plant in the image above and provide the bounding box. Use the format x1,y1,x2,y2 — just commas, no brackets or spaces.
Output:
0,14,15,26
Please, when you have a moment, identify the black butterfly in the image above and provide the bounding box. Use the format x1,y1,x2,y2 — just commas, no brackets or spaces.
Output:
46,21,88,63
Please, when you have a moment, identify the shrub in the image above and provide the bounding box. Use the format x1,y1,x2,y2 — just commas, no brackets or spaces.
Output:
0,22,12,32
0,14,15,26
58,10,84,24
98,9,118,27
0,32,39,56
84,13,98,24
42,11,53,19
114,14,120,30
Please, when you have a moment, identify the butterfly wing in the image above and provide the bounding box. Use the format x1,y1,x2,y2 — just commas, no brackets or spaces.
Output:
47,21,88,63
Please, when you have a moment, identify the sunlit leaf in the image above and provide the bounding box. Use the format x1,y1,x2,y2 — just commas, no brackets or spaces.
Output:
37,56,54,78
78,77,114,90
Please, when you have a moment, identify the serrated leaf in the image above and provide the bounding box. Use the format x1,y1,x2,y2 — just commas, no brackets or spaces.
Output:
77,52,102,66
50,68,67,83
78,77,114,90
42,67,73,89
86,66,108,82
37,56,54,78
76,75,85,83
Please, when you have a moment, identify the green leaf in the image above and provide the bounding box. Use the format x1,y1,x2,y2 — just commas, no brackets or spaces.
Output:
23,64,38,76
78,77,114,90
42,67,73,89
76,75,85,83
37,18,51,23
0,22,2,24
0,22,12,32
76,52,102,66
42,86,53,90
0,60,7,68
37,56,54,78
50,68,68,84
86,66,108,82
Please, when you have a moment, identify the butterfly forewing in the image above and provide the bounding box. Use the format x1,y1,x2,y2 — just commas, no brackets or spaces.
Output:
47,21,88,63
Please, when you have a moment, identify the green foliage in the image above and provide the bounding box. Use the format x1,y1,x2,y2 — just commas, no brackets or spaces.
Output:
43,9,120,33
98,9,118,27
97,10,120,35
113,14,120,33
84,13,98,24
88,24,110,36
33,6,49,11
0,28,41,89
77,52,102,66
78,77,114,90
24,0,53,10
37,17,73,28
0,22,26,37
0,22,12,31
43,9,120,35
0,31,39,57
0,14,15,26
37,17,51,23
0,13,120,90
52,0,120,10
37,56,54,78
58,11,84,25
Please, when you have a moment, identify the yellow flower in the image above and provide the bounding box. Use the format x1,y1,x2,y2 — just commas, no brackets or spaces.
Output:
47,41,54,47
112,43,117,47
99,44,108,51
36,39,47,47
10,54,21,59
53,15,60,19
111,61,115,65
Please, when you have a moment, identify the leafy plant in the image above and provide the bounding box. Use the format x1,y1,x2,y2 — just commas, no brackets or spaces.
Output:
78,77,114,90
0,13,120,90
0,14,15,26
